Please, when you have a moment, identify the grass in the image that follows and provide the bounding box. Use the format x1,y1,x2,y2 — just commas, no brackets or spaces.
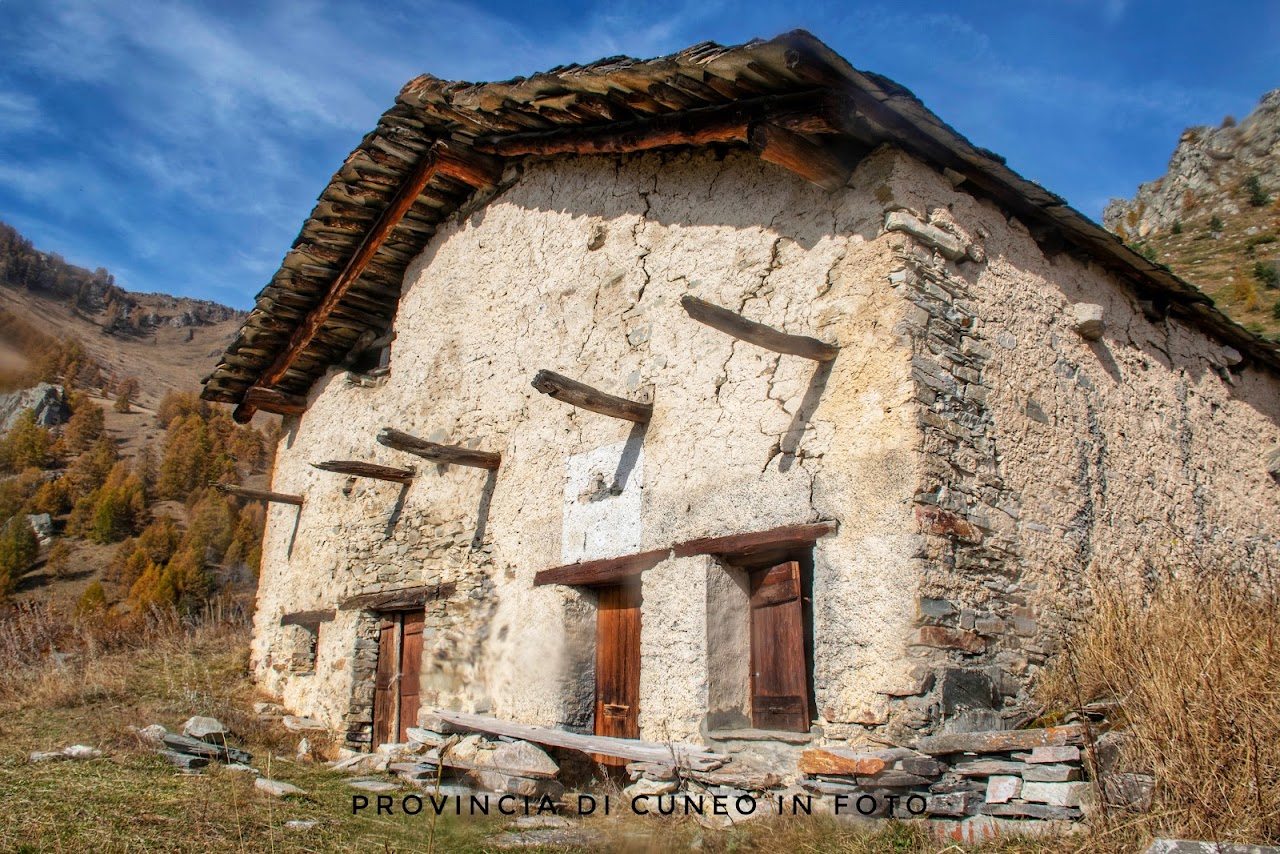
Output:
0,586,1265,853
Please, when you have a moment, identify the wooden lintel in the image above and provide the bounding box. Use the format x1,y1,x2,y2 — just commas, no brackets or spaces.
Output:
531,370,652,424
533,549,671,587
680,296,838,362
338,583,456,612
243,387,308,416
280,609,336,631
672,521,839,560
377,428,501,470
234,142,492,424
471,90,830,158
312,460,416,483
429,708,726,770
749,123,852,192
213,483,304,507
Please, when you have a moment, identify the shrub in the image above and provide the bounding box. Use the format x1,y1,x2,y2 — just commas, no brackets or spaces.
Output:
1273,299,1280,320
45,540,73,580
1039,564,1280,843
1171,219,1182,235
1255,261,1279,290
1209,214,1225,233
76,580,107,614
1245,174,1271,207
1231,277,1260,310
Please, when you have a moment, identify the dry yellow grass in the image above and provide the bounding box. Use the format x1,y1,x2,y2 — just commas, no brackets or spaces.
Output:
1038,560,1280,845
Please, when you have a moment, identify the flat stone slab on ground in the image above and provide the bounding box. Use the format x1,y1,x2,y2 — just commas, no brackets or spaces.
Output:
349,780,401,792
282,715,328,732
1144,842,1280,854
182,716,228,740
159,749,209,769
511,815,574,830
487,828,604,849
284,820,317,830
256,778,307,797
29,751,68,763
63,745,102,760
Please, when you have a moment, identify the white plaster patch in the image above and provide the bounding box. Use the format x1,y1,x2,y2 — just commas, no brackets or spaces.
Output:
561,439,644,563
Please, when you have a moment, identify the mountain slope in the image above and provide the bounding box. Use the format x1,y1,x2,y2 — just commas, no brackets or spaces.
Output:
1104,90,1280,339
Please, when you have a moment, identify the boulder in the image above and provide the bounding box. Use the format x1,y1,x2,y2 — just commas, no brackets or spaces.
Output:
0,384,69,434
25,514,53,545
472,771,564,799
405,727,445,747
159,749,209,769
63,745,102,760
625,777,677,798
134,724,168,745
485,740,559,779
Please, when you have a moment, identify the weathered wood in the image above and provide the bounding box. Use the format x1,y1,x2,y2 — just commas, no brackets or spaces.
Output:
213,483,304,507
234,144,457,423
680,295,837,361
158,749,209,769
471,91,829,157
377,428,501,470
429,708,727,771
338,583,456,611
914,725,1087,756
595,582,641,765
160,733,252,765
672,521,839,560
242,386,308,416
531,370,652,423
798,749,887,777
749,123,852,191
533,549,671,587
312,460,416,483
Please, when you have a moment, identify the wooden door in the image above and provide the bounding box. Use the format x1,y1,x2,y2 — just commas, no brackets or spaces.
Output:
372,611,425,747
594,583,641,762
749,561,811,732
399,611,424,743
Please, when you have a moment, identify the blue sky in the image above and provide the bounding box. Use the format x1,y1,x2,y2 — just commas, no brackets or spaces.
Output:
0,0,1277,309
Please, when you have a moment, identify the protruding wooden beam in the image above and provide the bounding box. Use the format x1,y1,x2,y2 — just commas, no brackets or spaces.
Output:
533,549,671,587
377,428,501,470
680,296,838,362
672,521,839,560
242,387,308,416
312,461,415,483
338,583,456,611
531,370,652,424
213,483,304,506
749,123,852,192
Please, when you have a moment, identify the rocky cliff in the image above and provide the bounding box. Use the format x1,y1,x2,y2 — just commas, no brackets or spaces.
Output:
1104,90,1280,338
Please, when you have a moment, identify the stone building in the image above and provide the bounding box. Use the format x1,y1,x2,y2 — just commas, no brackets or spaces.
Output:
202,32,1280,758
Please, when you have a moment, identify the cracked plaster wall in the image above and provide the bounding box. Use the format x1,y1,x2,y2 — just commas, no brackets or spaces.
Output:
253,147,925,744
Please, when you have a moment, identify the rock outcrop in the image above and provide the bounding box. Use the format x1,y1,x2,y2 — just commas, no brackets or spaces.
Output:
1105,89,1280,238
0,383,69,434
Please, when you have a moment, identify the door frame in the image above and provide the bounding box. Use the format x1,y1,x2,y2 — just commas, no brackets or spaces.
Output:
372,609,425,747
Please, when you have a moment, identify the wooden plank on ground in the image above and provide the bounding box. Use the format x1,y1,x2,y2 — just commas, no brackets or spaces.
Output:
429,709,727,771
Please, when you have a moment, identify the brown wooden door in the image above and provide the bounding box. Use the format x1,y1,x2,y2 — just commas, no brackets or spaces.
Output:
749,561,811,732
372,611,425,747
399,611,424,743
594,583,641,762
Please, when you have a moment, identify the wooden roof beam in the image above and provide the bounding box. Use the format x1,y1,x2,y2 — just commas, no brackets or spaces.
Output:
680,295,838,361
213,483,304,507
532,369,652,423
377,427,501,470
233,143,504,423
312,460,416,483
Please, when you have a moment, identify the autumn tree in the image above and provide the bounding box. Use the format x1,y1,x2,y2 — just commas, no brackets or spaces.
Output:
59,399,105,455
0,517,38,600
0,409,52,472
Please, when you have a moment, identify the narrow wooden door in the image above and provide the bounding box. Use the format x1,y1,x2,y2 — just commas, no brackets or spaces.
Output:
372,611,425,747
749,561,811,732
594,583,641,762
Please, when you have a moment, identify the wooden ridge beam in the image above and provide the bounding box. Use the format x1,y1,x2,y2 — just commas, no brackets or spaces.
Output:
377,428,501,470
471,90,831,158
213,483,304,507
672,521,839,560
312,460,416,483
533,548,671,587
680,295,838,361
531,369,652,423
233,143,504,423
242,387,308,416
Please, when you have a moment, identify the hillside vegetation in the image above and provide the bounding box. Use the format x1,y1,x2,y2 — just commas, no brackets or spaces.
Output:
1105,89,1280,339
